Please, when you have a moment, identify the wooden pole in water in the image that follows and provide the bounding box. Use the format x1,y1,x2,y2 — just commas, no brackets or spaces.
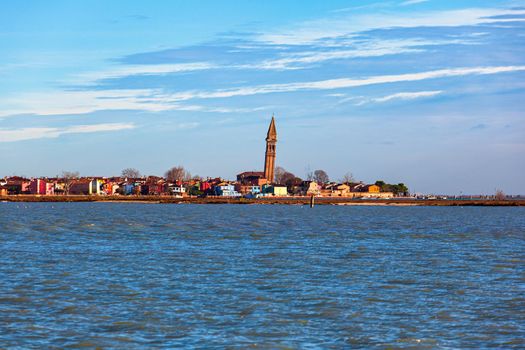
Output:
310,194,315,208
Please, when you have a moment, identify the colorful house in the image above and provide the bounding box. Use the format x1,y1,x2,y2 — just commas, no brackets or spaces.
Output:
364,184,380,193
264,184,288,196
29,179,55,195
4,177,31,194
214,183,241,197
302,181,320,196
235,184,261,196
321,183,351,197
168,184,186,196
70,179,104,195
236,172,268,187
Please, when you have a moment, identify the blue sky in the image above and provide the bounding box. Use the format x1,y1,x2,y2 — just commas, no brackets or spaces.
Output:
1,0,524,194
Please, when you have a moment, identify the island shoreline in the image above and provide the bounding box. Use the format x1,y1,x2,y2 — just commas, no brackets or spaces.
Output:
1,195,523,206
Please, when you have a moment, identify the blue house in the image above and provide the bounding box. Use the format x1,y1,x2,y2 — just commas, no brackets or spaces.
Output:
214,183,241,197
123,184,135,195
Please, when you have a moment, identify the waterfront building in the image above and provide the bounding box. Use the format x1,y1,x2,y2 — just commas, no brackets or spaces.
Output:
69,179,104,195
264,185,288,196
200,181,212,193
235,183,261,196
364,184,380,193
29,179,54,195
236,171,267,187
302,181,321,196
4,176,31,194
168,184,186,196
214,183,241,197
142,177,166,195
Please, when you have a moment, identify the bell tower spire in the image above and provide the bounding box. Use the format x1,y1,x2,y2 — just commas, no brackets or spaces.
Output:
264,115,277,183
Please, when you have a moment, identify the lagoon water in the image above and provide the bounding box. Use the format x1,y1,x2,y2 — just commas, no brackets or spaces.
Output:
0,203,524,348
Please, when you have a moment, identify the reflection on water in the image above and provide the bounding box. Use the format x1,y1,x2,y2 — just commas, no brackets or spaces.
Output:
1,203,524,348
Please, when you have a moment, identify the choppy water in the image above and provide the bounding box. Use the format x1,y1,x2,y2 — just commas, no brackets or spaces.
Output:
0,203,524,349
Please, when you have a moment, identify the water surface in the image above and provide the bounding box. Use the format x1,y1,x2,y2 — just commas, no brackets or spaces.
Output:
1,203,524,348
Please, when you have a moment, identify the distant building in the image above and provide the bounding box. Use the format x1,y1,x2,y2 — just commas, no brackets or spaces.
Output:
70,179,104,195
364,184,380,193
236,171,267,187
235,183,261,196
302,181,321,196
264,184,288,196
4,177,31,194
214,183,241,197
168,184,186,196
29,179,54,195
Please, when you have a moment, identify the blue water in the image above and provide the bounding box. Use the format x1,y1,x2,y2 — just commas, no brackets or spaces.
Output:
0,203,524,348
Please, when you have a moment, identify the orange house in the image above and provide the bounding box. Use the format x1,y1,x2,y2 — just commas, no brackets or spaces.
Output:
364,184,380,193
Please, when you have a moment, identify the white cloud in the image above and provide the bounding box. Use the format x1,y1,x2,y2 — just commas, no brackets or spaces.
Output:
257,8,525,45
0,87,268,117
0,89,173,117
355,90,443,105
249,38,477,70
165,65,525,101
2,65,523,117
401,0,428,6
72,62,216,85
0,123,135,142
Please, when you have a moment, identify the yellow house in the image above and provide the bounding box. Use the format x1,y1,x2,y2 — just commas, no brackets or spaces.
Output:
270,185,288,196
365,184,380,193
304,181,320,196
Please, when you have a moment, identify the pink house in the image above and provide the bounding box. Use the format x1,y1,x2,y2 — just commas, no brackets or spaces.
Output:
29,179,55,195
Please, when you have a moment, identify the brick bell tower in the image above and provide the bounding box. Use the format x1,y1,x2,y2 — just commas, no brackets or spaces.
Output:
264,115,277,183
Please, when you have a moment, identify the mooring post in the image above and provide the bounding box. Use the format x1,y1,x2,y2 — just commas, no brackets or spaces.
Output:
310,194,315,208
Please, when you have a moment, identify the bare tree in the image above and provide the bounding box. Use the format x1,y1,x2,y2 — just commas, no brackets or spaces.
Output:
61,171,79,195
165,166,191,182
274,166,298,186
494,189,506,201
313,169,329,184
121,168,141,178
281,172,296,186
340,172,355,184
306,171,314,181
274,166,287,184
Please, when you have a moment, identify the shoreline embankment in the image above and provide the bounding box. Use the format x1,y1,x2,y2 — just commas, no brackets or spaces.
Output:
1,195,523,206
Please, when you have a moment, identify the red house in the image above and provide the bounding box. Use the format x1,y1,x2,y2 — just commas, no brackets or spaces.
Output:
29,179,55,195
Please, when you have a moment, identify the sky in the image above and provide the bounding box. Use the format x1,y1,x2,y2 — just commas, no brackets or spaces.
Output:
1,0,524,194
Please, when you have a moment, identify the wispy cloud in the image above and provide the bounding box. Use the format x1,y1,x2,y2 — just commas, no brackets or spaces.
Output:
0,88,268,117
258,8,525,44
354,90,442,105
0,89,172,117
72,63,216,85
3,65,523,117
164,65,525,101
250,38,478,70
401,0,428,6
0,123,135,143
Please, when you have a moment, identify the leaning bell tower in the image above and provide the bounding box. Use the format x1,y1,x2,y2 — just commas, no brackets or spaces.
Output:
264,115,277,183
